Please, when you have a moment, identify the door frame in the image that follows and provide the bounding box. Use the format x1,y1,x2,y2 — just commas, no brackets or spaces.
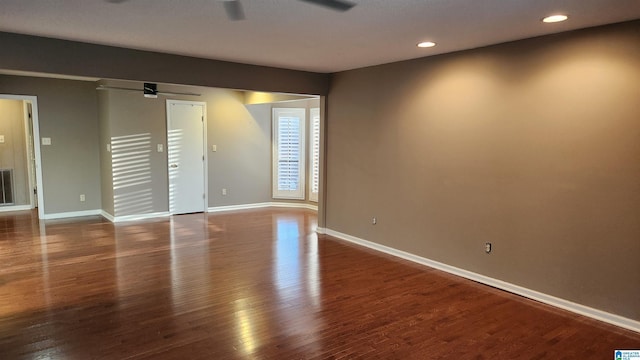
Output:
0,94,45,218
165,99,208,214
23,101,37,207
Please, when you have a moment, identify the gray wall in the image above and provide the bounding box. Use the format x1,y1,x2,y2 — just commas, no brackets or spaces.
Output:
99,89,169,217
0,99,30,205
97,80,279,211
0,75,101,214
0,31,328,96
211,96,272,207
97,91,114,216
326,20,640,321
1,74,316,217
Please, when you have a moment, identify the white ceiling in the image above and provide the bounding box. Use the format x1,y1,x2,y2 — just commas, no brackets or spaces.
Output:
1,0,639,73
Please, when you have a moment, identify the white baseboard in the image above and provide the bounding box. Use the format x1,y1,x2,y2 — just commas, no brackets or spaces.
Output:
42,209,102,220
316,227,327,234
0,204,33,212
269,202,318,211
100,202,316,222
208,202,273,213
208,202,318,213
101,210,115,222
324,228,640,333
111,211,170,223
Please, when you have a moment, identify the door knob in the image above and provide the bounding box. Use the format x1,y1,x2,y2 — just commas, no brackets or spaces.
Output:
170,164,178,168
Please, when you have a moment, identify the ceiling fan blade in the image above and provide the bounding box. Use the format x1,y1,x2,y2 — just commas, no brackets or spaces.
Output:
299,0,355,12
223,0,246,21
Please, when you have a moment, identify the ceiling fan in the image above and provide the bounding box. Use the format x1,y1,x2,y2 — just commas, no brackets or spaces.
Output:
106,0,356,21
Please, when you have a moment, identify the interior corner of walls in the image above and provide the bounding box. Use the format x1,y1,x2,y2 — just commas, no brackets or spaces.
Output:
101,210,115,222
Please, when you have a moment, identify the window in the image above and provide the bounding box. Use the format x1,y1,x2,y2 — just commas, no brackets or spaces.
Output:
309,108,320,202
272,108,306,199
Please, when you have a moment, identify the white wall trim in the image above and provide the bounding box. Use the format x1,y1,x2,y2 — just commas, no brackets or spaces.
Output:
208,202,318,213
100,210,115,223
324,228,640,334
111,211,170,223
0,205,33,213
315,227,327,234
208,202,273,213
42,209,102,220
269,202,318,211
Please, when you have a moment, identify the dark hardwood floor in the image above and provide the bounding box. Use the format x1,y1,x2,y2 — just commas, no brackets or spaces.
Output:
0,208,638,359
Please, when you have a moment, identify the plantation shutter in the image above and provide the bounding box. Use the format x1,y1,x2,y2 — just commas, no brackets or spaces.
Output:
273,108,305,199
309,108,320,202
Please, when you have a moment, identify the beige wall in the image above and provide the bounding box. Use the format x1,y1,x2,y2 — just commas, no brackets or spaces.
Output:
326,21,640,321
0,99,30,205
97,80,277,211
0,75,101,214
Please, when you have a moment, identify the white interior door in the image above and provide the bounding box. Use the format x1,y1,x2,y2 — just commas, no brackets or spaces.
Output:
167,100,206,214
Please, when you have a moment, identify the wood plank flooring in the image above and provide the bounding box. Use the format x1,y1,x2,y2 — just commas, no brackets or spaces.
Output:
0,208,638,359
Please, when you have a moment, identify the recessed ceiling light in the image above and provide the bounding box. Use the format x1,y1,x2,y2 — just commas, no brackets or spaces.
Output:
542,14,568,23
417,41,436,48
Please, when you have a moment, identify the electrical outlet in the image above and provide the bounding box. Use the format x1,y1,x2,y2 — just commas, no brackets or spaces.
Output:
485,242,492,254
222,188,227,196
80,194,86,202
372,217,377,225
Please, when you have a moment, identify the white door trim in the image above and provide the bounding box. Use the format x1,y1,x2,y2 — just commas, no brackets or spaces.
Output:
166,99,208,214
0,94,44,219
23,101,36,207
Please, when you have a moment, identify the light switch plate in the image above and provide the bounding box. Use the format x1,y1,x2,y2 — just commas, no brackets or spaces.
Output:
42,137,52,145
157,144,164,152
211,145,217,152
0,135,4,143
107,144,111,152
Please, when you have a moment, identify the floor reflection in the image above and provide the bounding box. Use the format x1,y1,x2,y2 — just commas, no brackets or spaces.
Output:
271,212,322,353
274,216,301,300
169,215,211,314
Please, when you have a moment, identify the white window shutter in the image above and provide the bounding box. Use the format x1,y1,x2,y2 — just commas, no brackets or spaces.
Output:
309,108,320,202
273,108,305,199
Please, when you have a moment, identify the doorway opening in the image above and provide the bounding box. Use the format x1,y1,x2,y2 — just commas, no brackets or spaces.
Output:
0,95,45,219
